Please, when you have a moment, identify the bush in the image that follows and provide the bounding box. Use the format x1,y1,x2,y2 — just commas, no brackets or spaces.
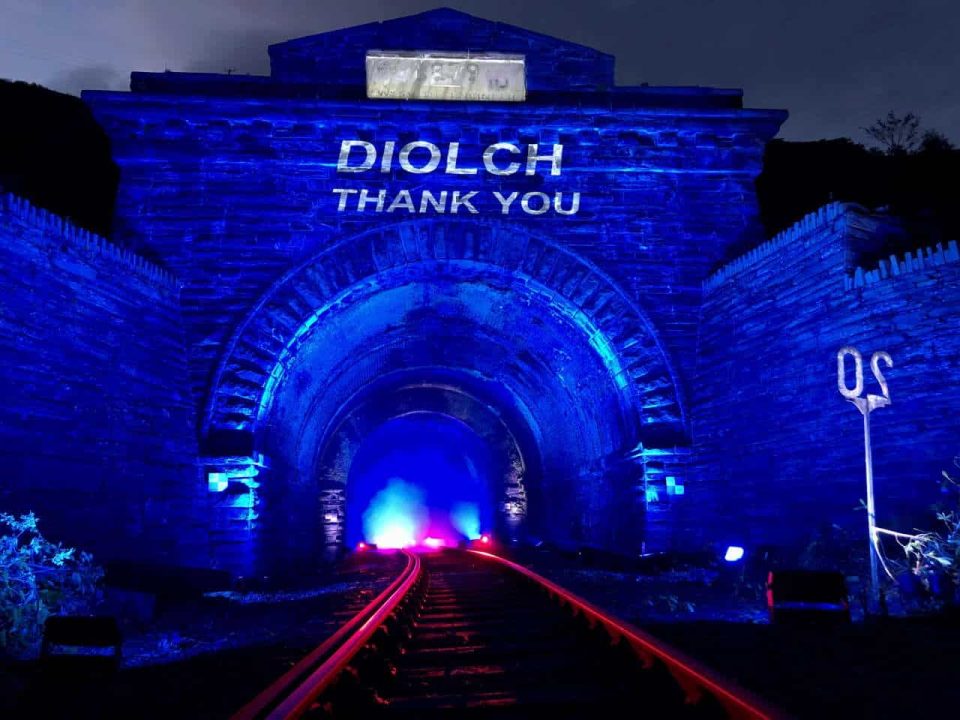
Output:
901,514,960,604
0,512,103,657
894,458,960,609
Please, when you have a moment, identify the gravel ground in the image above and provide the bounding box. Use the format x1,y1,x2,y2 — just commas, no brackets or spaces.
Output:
3,547,958,719
0,550,406,719
513,548,960,719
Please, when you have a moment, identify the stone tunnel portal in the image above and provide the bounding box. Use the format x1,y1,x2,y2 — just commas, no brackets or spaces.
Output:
4,8,794,577
203,221,685,571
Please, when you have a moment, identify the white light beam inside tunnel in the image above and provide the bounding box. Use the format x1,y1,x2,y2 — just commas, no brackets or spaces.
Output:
362,477,427,549
451,501,481,540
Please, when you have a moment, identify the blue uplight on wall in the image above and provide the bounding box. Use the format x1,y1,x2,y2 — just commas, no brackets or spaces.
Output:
208,472,229,493
724,546,745,562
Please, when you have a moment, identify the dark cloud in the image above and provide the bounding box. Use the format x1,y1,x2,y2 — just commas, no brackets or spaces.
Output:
3,0,958,142
181,28,283,75
46,65,125,95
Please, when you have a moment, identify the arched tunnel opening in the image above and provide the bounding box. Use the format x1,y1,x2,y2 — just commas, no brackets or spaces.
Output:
204,223,686,574
345,412,496,548
315,373,540,554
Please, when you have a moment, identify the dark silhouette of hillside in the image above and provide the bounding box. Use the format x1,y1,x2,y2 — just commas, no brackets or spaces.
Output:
0,79,118,237
756,137,960,251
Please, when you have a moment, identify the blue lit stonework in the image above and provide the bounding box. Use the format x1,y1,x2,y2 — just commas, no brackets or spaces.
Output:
1,9,956,577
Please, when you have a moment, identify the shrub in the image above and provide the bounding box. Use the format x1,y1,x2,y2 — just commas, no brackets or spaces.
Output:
0,512,103,657
894,458,960,608
901,514,960,601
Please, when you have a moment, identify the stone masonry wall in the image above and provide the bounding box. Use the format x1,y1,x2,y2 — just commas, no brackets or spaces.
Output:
0,193,205,565
84,91,781,438
690,202,960,554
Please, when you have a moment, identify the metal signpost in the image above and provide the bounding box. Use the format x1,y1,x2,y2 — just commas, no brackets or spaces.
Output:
837,346,893,611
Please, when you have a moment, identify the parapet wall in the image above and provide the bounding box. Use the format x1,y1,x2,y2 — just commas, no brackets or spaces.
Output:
0,193,204,565
689,203,960,555
702,202,852,292
845,239,959,289
1,193,178,287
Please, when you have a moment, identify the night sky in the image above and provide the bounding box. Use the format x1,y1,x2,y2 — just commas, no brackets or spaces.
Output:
2,0,957,143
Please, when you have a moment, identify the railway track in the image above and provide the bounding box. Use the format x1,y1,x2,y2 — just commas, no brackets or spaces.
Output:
235,549,781,720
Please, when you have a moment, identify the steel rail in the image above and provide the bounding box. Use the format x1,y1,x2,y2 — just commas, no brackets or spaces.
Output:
232,548,421,720
239,548,782,719
470,550,784,720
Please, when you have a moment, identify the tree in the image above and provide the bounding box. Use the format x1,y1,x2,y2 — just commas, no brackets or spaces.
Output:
862,111,921,155
919,129,956,154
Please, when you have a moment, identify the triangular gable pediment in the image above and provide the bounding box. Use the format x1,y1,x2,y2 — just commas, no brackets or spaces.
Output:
268,8,614,92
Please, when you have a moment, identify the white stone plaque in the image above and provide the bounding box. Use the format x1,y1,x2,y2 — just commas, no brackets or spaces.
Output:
366,51,526,102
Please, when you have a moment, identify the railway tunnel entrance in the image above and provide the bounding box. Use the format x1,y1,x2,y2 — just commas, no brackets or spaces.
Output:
202,221,686,573
77,9,786,574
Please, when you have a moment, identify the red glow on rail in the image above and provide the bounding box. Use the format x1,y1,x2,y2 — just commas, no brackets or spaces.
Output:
234,550,420,720
467,550,779,720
